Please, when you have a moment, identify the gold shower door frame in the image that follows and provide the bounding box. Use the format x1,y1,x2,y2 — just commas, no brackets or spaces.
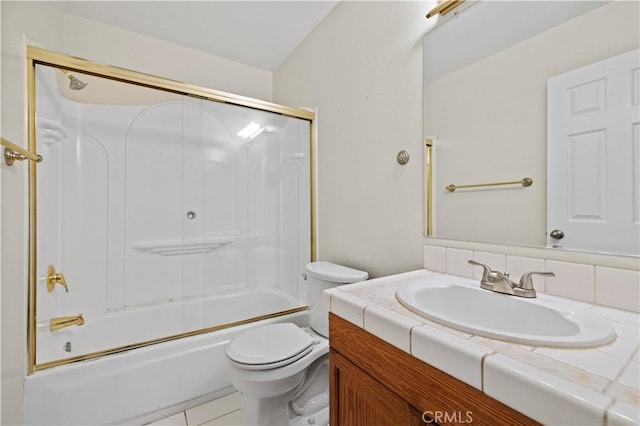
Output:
26,46,317,374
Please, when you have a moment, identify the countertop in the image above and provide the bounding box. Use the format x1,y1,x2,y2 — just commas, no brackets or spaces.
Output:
325,269,640,425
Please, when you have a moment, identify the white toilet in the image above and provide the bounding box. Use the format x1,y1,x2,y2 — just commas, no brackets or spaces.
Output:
225,261,368,426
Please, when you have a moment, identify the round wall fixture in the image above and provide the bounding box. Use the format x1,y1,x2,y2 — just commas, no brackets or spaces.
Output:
397,150,410,165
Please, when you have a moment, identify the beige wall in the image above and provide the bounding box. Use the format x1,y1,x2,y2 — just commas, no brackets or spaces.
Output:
274,1,434,278
1,5,273,424
1,3,64,424
62,14,272,102
425,2,640,247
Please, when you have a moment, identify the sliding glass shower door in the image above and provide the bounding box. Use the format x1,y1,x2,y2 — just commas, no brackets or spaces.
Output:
32,59,312,369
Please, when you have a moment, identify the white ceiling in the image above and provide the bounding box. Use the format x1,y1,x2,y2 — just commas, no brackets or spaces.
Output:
58,1,339,71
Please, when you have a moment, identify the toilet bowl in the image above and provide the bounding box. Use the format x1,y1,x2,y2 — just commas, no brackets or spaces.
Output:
225,261,368,425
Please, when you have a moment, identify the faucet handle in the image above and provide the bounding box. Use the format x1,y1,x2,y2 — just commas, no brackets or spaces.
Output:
47,265,69,293
468,260,493,281
519,271,555,290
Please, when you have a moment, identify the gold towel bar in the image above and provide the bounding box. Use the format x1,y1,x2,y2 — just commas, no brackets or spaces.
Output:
425,139,433,236
1,137,43,165
446,177,533,192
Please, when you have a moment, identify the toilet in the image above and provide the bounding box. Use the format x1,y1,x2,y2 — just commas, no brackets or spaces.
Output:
225,261,368,426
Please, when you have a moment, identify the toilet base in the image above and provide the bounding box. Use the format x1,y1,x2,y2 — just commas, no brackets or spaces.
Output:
227,326,332,426
241,396,329,426
235,350,329,425
242,396,290,426
291,406,329,426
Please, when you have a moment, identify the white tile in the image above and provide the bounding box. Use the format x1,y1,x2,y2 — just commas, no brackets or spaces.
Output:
445,248,474,278
471,252,506,281
533,346,627,380
607,401,640,426
185,393,242,426
329,290,368,328
611,320,640,341
634,348,640,363
606,381,640,407
411,325,492,390
201,409,243,426
506,256,547,293
618,361,639,390
147,412,187,426
595,336,639,360
483,353,612,425
595,267,640,312
363,305,421,352
545,260,594,302
591,305,640,327
423,245,446,272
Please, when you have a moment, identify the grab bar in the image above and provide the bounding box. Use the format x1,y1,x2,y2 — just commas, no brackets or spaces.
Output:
446,177,532,192
1,137,43,165
50,314,84,332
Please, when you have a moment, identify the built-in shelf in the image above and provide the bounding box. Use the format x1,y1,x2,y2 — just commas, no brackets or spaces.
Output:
131,236,235,256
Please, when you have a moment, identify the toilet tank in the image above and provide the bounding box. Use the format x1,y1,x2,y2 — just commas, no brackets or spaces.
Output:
305,261,368,337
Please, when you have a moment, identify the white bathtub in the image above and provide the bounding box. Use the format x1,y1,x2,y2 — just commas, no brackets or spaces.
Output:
25,302,307,425
37,288,303,364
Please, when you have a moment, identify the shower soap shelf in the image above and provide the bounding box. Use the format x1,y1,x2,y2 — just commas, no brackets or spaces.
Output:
131,236,235,256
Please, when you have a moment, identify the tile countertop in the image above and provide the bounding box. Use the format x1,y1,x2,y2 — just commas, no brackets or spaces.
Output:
325,269,640,426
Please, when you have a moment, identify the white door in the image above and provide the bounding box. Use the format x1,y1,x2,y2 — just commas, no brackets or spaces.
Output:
547,48,640,255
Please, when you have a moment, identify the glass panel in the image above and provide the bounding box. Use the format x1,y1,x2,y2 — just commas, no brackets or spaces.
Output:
35,64,310,365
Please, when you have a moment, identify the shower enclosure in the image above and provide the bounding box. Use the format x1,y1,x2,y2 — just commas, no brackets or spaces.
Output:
27,47,315,372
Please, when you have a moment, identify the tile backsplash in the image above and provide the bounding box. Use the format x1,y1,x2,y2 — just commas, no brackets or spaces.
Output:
424,243,640,313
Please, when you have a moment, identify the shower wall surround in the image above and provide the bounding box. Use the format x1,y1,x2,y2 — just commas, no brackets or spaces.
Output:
31,53,314,370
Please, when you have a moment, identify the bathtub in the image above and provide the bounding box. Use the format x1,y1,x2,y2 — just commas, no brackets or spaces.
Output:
36,288,303,365
24,295,307,425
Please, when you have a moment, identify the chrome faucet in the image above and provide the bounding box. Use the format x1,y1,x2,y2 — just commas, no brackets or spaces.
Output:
468,260,555,298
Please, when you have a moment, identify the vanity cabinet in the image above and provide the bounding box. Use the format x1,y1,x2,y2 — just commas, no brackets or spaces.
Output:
329,313,539,426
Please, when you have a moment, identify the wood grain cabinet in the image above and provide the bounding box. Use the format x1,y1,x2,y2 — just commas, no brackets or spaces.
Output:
329,313,539,426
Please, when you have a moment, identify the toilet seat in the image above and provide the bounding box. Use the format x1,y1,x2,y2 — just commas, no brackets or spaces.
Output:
226,323,316,371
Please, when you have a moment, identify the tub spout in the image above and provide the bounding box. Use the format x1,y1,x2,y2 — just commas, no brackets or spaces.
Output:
50,314,84,331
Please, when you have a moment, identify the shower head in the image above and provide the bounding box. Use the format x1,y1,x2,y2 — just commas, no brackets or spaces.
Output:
66,73,88,90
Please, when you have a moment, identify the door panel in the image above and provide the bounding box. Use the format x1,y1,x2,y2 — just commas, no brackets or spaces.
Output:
547,48,640,255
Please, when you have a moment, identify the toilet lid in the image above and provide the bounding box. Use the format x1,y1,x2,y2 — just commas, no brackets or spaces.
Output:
305,261,369,283
226,323,314,367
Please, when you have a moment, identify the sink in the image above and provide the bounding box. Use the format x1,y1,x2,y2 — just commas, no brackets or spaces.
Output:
395,275,615,348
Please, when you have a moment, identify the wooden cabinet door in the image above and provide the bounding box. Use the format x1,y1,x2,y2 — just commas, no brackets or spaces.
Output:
330,349,426,426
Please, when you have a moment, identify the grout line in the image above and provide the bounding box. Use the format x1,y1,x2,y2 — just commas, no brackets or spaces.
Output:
408,323,421,355
199,409,243,426
362,305,369,329
479,351,496,393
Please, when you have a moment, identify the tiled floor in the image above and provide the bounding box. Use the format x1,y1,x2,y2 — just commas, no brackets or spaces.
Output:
147,392,243,426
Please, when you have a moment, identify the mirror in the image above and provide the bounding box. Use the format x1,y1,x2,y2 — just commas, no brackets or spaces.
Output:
423,1,639,255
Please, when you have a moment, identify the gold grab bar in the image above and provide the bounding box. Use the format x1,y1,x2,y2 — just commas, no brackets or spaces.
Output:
1,137,43,165
50,314,85,332
426,0,465,18
446,177,533,192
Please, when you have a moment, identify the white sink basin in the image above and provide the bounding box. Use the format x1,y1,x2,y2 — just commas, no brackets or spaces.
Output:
396,275,615,348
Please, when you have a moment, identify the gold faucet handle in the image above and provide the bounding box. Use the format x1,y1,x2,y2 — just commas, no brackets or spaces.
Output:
47,265,69,293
